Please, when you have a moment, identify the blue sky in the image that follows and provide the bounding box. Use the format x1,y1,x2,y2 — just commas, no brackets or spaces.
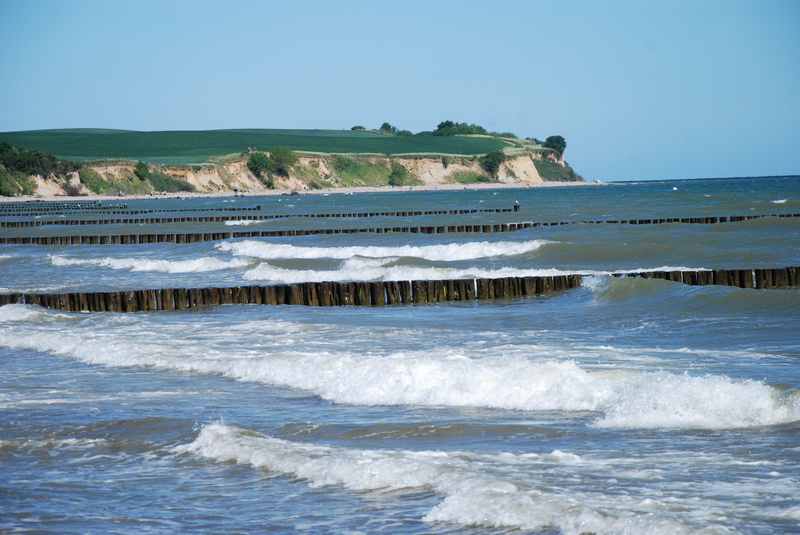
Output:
1,0,797,180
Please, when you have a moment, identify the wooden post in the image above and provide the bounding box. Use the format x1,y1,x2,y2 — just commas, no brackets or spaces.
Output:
384,281,400,304
412,280,428,304
398,281,412,304
369,282,385,306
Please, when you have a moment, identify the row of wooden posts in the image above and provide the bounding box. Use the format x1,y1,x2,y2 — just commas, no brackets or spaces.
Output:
0,200,129,214
0,203,259,216
2,213,799,246
0,267,796,313
0,207,517,227
1,208,798,229
0,275,583,312
616,266,799,288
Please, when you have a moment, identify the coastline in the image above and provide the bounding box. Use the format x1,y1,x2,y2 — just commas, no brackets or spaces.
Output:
0,180,601,204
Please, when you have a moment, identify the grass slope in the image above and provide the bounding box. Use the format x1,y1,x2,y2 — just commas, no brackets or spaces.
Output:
0,129,507,165
533,159,582,182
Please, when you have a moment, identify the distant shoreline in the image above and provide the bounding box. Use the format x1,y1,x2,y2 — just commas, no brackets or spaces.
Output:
0,180,599,203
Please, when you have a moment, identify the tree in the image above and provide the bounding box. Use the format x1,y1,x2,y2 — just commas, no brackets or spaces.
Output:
433,120,487,136
247,152,270,178
543,135,566,157
0,142,79,176
351,125,366,131
479,150,506,178
134,161,150,180
266,147,298,176
379,122,397,135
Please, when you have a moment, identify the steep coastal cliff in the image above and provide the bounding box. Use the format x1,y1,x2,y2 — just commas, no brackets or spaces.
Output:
26,151,581,197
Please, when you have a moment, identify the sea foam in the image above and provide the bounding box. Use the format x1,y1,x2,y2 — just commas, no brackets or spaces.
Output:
1,321,796,430
242,261,578,284
50,255,251,273
217,239,553,261
175,423,702,534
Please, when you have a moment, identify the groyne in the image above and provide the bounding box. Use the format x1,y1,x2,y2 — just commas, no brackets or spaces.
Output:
0,207,515,226
0,267,796,313
1,212,798,246
1,209,798,229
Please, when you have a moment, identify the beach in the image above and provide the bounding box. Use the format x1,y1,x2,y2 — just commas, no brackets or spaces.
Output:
0,179,598,204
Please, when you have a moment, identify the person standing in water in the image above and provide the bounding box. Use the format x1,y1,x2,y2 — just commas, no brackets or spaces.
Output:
513,200,520,212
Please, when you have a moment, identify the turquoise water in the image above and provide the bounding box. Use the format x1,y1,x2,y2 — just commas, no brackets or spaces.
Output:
1,177,799,534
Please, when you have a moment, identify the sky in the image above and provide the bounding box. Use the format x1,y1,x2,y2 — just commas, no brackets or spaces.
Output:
0,0,797,181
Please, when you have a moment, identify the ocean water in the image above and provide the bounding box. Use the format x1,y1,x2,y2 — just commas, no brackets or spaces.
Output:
1,176,799,534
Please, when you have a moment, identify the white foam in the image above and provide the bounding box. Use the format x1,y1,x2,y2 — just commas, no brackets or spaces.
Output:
3,437,109,451
0,285,67,294
0,304,69,322
242,262,576,284
244,263,710,285
224,219,267,226
2,323,796,430
217,239,553,262
176,423,700,534
772,199,788,204
50,255,251,273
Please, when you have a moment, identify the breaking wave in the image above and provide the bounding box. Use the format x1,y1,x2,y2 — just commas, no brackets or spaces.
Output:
243,259,704,284
585,275,800,313
217,239,553,262
50,254,251,273
0,317,796,430
175,423,704,534
242,260,578,284
224,219,267,226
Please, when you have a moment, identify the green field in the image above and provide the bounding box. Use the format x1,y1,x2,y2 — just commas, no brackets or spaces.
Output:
0,129,508,165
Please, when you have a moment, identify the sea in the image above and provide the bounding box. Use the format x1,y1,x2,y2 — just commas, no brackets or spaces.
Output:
1,176,799,534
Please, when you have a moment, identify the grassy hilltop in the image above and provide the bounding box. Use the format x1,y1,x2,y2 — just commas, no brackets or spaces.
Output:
0,124,579,196
0,128,507,165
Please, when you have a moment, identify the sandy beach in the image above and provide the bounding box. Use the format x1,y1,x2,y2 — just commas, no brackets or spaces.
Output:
0,180,601,204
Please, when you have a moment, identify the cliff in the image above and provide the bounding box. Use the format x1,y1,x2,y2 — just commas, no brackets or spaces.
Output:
9,150,582,198
30,151,579,197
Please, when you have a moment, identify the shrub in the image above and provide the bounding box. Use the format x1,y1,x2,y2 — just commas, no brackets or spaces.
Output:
433,120,487,136
266,147,297,177
147,171,195,192
396,130,414,137
0,165,36,196
79,168,108,193
331,156,390,186
543,135,566,156
247,152,270,178
449,171,493,184
350,125,366,131
388,162,411,186
134,161,150,180
379,122,397,135
479,150,506,177
0,142,79,177
533,159,581,182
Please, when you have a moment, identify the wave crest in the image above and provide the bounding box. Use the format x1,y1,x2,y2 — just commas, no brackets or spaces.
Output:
217,239,553,262
175,423,700,534
3,322,796,430
50,255,251,273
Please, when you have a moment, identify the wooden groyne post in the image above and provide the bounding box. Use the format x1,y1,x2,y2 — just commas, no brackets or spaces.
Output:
0,267,797,313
